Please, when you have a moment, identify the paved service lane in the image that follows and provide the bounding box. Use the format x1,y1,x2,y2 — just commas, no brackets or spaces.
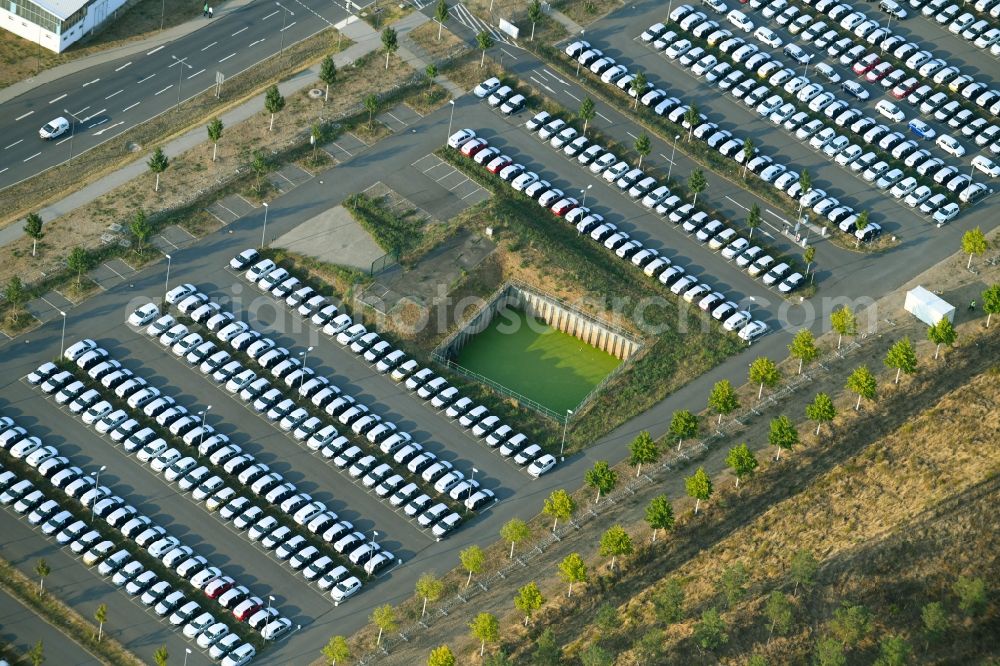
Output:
0,585,101,666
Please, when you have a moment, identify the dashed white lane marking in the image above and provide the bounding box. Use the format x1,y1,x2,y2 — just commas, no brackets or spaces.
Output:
249,38,265,47
48,93,67,104
115,61,132,71
147,45,164,55
24,152,41,162
280,21,296,30
219,53,236,62
155,84,174,95
123,102,140,112
201,41,217,51
232,26,248,36
188,68,205,79
82,78,99,87
105,89,124,100
15,111,34,121
262,9,278,18
138,73,156,84
4,139,23,149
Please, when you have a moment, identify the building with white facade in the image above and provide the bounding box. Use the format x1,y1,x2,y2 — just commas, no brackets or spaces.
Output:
2,0,130,53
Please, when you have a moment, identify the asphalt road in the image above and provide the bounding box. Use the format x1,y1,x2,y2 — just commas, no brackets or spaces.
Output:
0,0,353,190
0,583,101,666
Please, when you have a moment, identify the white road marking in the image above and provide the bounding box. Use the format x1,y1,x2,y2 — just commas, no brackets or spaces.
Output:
72,105,90,115
105,89,124,99
249,38,265,47
281,21,296,30
155,84,174,95
564,89,581,101
122,102,140,112
88,118,108,129
93,121,125,136
83,77,100,87
0,167,7,175
48,93,67,104
544,69,569,86
626,131,638,139
219,53,236,62
4,139,23,149
137,73,156,83
24,152,41,162
262,9,278,18
15,111,34,121
597,112,612,122
147,45,165,55
188,68,205,79
501,48,518,60
114,61,132,71
81,108,105,122
232,26,248,36
201,41,217,51
529,75,554,93
725,195,748,211
55,136,71,145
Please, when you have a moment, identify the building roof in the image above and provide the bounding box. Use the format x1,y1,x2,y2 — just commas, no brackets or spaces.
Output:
32,0,88,20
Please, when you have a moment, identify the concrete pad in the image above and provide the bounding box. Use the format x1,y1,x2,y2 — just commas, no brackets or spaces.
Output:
272,205,385,272
152,225,196,253
207,194,256,224
89,263,124,291
25,298,57,323
275,164,314,188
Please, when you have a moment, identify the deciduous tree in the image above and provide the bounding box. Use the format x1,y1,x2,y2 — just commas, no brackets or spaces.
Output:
584,460,617,502
799,169,811,198
415,573,444,618
814,636,845,666
921,601,948,645
684,103,699,140
628,430,659,476
434,0,449,40
693,608,728,651
768,414,799,460
321,635,349,665
632,71,647,109
645,495,674,542
927,317,956,360
982,283,1000,327
459,544,485,588
685,467,712,514
4,277,27,324
264,84,285,131
364,93,379,130
766,590,793,637
34,558,50,595
67,247,91,287
953,575,986,616
500,518,530,559
427,645,455,666
708,379,739,425
741,138,754,178
884,337,917,384
24,212,43,257
846,365,877,410
130,209,152,254
652,578,685,625
514,581,544,625
749,356,781,400
961,226,987,269
875,635,911,666
469,612,499,656
688,168,707,205
542,488,575,530
831,602,872,649
830,306,857,349
371,604,396,647
788,329,818,375
599,524,633,571
718,562,748,607
95,603,107,641
319,56,337,102
527,0,543,40
790,549,819,594
578,97,595,135
746,202,761,239
250,149,269,193
725,443,758,490
147,147,168,192
806,392,836,436
381,27,398,69
477,30,494,67
206,117,224,161
635,131,651,167
153,645,168,666
558,552,587,597
669,409,698,450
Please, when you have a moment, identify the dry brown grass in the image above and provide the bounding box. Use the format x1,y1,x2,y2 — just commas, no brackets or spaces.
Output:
555,0,625,27
408,20,467,62
0,0,204,89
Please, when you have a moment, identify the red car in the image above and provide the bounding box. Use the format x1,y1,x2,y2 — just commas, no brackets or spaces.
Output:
852,53,879,76
891,77,918,99
550,198,579,216
459,138,487,157
233,598,262,621
865,62,893,83
486,155,512,174
204,576,235,599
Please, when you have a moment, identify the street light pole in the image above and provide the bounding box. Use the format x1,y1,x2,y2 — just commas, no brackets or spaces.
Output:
559,409,573,459
367,530,378,576
467,467,478,503
90,465,107,524
164,254,172,301
576,30,585,76
298,347,313,389
59,311,67,359
266,594,275,616
580,184,592,208
64,108,83,160
171,55,191,110
446,100,455,142
260,203,269,249
198,406,211,449
276,2,294,57
183,648,191,666
667,134,680,181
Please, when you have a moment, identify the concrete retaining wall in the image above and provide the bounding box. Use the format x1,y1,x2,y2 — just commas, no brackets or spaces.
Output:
438,282,640,362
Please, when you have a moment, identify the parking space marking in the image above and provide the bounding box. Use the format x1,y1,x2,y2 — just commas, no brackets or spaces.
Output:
102,262,127,280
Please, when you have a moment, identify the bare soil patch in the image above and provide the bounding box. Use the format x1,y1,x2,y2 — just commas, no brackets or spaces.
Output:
408,21,468,62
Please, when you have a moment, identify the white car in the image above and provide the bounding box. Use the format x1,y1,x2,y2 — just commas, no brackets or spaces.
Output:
473,76,501,98
753,26,782,48
165,283,196,305
527,454,557,478
447,128,476,149
971,155,1000,177
936,134,966,157
39,116,70,139
128,303,159,327
875,99,905,122
727,8,754,31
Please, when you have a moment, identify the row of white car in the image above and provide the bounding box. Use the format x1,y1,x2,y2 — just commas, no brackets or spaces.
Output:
232,249,558,482
61,329,376,604
764,0,1000,120
450,125,772,341
653,11,981,222
0,399,260,666
159,277,471,541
